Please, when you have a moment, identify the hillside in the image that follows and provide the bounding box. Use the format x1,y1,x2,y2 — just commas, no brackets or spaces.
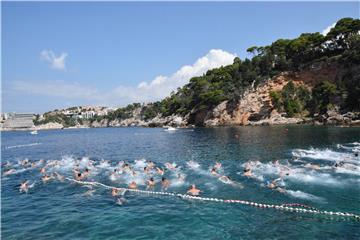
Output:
35,17,360,129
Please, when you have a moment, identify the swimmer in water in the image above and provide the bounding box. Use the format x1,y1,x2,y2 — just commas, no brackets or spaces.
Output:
111,188,120,197
354,153,359,157
147,177,156,189
210,168,220,177
219,175,244,188
19,181,29,193
156,167,165,176
40,167,46,174
147,161,155,169
143,167,149,174
128,181,137,189
76,172,84,181
42,174,52,182
3,169,17,176
165,162,177,170
243,167,253,177
187,184,201,196
161,177,170,189
267,179,285,193
83,168,90,178
214,162,222,170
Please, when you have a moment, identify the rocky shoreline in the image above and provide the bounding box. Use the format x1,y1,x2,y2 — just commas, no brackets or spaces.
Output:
1,110,359,132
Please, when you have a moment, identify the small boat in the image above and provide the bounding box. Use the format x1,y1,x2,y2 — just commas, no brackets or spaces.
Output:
30,130,38,135
167,127,177,131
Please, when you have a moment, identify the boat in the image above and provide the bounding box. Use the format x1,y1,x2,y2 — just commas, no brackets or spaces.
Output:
30,130,38,135
167,127,177,131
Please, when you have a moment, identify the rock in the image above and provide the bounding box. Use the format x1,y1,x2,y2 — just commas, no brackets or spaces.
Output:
35,122,63,130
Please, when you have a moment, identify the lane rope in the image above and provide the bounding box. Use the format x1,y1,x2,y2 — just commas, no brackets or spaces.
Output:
65,178,360,221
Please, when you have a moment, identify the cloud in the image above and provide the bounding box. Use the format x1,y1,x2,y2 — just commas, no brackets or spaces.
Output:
40,50,68,70
321,22,336,36
13,49,236,109
108,49,237,104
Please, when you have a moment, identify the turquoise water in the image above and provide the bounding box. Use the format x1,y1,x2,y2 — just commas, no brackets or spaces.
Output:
1,126,360,239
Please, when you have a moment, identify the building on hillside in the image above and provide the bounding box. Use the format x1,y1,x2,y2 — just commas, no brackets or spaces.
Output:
3,113,34,129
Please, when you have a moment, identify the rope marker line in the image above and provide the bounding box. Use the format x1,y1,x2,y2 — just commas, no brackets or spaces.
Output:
65,178,360,221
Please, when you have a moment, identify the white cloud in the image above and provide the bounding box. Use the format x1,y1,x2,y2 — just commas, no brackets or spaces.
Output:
109,49,237,104
321,22,336,36
13,49,236,108
40,50,68,70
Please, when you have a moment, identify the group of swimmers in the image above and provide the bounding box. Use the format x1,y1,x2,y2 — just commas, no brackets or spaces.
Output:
5,150,359,204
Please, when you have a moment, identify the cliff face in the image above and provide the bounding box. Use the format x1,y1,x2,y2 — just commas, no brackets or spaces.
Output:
202,72,302,126
198,63,359,127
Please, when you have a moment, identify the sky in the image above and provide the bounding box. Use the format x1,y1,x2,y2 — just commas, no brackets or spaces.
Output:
2,1,359,113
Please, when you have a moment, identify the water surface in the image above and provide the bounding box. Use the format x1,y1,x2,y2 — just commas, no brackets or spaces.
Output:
2,126,360,239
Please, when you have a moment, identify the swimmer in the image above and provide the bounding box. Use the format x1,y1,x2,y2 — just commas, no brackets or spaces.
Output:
187,184,201,196
243,167,252,177
76,172,84,181
54,172,64,182
219,175,244,188
3,169,16,176
147,177,156,189
40,167,46,174
83,168,90,178
111,188,120,197
161,177,170,189
42,174,52,182
156,167,165,175
355,153,359,157
143,167,149,174
128,181,137,189
267,179,285,193
21,159,29,166
165,162,177,170
210,168,220,177
214,162,222,170
147,161,155,169
19,180,29,193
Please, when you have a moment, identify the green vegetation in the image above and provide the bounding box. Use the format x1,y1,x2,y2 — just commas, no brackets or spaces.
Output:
36,18,360,126
270,82,311,117
154,17,360,119
33,112,77,127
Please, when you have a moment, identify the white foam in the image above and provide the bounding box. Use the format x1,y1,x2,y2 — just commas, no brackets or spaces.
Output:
292,148,358,164
186,160,200,169
5,143,42,149
286,190,325,202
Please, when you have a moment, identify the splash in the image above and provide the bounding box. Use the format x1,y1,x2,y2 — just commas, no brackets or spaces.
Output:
286,190,325,203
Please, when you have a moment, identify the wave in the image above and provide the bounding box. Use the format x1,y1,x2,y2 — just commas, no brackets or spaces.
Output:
5,143,42,149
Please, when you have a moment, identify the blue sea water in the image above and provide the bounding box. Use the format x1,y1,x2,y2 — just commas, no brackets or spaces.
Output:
1,126,360,239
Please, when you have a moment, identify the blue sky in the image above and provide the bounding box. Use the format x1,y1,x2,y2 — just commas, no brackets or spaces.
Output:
2,1,359,113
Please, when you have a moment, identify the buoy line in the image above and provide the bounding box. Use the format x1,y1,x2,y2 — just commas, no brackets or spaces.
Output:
65,178,360,221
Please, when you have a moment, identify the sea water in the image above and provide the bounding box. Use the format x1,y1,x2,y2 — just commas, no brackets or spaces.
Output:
1,126,360,239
